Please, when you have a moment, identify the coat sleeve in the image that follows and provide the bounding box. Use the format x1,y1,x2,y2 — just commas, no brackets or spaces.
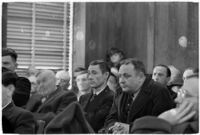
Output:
130,116,171,133
152,87,175,116
55,91,77,114
85,94,113,132
33,91,77,124
103,95,118,129
15,111,36,134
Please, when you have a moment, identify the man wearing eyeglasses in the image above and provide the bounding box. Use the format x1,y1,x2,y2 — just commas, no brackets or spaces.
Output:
131,73,198,133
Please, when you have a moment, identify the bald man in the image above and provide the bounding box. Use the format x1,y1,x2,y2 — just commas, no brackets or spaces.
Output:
26,70,77,126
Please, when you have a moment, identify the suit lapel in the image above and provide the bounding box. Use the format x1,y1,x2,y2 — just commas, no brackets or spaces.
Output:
127,78,152,122
82,93,93,110
84,86,110,110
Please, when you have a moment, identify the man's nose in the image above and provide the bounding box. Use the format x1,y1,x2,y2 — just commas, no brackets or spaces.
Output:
153,75,158,81
119,77,125,84
174,92,183,105
88,75,93,80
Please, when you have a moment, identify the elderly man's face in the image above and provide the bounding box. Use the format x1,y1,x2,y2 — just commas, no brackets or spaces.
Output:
37,71,56,97
175,77,199,119
2,56,17,72
152,66,169,85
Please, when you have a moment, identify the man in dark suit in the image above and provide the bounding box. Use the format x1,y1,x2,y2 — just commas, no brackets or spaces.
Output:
79,60,114,132
27,69,77,125
152,64,178,99
2,71,35,133
131,73,198,133
104,58,175,133
2,48,31,107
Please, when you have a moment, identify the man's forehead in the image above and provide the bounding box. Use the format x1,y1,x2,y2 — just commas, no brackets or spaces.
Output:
77,73,88,78
88,65,100,71
119,64,135,73
153,66,167,73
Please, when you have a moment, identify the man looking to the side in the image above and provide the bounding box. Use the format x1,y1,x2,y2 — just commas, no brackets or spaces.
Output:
104,58,175,133
79,60,114,132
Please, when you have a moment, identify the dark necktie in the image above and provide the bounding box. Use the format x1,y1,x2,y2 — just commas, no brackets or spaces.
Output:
90,94,97,102
125,94,134,121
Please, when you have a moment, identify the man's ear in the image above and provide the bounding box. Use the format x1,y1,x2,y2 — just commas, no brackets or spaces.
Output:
104,72,110,80
15,62,18,69
166,77,170,84
7,84,15,97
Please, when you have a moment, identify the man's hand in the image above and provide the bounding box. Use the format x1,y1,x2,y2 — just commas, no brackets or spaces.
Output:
109,122,129,134
158,100,196,125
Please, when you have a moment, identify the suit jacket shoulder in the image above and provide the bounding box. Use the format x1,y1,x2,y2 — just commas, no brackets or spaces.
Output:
105,77,175,129
3,102,35,134
33,90,77,124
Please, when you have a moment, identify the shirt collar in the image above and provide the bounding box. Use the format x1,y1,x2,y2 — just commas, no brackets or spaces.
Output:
93,84,107,95
2,101,12,110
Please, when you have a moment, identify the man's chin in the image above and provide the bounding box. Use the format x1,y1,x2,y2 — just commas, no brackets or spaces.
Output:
122,88,130,92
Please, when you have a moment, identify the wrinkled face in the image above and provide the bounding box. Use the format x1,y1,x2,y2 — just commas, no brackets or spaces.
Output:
88,65,108,89
119,64,141,93
175,77,199,119
37,73,56,97
2,56,17,72
107,75,118,92
110,53,121,64
76,73,90,92
152,66,169,85
59,79,69,89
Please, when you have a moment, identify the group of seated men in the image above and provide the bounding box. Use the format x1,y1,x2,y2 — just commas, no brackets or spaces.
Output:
2,48,199,134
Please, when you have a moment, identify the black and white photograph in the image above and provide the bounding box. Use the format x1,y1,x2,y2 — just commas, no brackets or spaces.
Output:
1,0,199,134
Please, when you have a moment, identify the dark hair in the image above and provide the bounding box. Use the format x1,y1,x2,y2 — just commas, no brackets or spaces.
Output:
74,67,87,73
89,59,109,74
2,71,18,87
106,47,125,62
2,48,18,62
155,64,171,77
120,58,146,75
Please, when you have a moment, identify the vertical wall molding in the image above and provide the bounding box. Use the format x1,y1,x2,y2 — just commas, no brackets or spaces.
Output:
147,3,155,73
2,3,7,48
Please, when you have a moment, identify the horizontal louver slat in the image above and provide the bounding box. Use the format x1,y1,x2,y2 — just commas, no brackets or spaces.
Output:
6,2,70,74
